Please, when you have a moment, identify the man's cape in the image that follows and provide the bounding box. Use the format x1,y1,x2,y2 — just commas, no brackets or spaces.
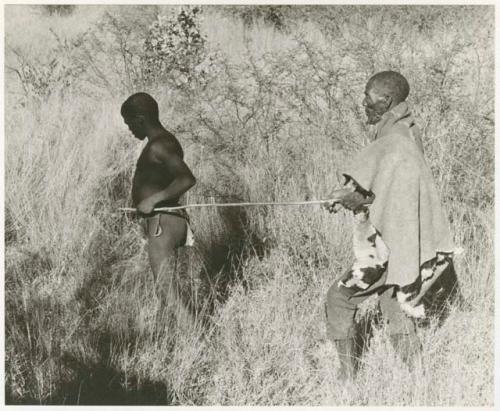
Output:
342,103,455,287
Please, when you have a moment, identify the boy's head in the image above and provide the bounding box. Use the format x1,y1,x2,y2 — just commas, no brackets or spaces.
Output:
121,92,160,140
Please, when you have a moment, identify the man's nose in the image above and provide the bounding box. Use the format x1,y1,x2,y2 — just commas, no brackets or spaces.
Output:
362,98,368,107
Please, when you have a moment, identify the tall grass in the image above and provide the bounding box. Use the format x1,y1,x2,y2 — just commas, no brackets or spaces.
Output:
4,5,494,405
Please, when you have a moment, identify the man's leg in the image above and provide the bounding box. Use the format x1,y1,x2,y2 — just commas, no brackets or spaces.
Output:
146,213,192,325
325,280,367,380
379,288,421,367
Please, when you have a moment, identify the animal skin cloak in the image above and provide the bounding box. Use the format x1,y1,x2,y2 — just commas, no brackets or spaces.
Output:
342,102,455,288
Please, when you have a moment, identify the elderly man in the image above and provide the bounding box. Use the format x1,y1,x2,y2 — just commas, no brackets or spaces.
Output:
325,71,461,379
121,92,196,322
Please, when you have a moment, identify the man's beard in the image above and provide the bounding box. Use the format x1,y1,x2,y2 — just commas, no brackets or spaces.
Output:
365,105,388,125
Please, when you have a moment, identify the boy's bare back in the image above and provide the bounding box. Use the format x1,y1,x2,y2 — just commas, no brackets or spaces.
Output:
121,92,195,216
132,131,184,208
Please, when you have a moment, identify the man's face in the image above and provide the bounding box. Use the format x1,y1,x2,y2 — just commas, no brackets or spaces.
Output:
123,115,146,140
362,83,390,125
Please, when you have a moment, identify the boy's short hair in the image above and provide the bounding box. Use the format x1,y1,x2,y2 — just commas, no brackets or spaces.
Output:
121,92,159,121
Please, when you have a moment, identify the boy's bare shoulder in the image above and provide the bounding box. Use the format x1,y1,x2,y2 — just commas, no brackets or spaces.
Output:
148,132,183,161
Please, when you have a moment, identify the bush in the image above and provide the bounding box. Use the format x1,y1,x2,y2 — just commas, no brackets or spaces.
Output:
141,6,216,87
221,5,289,30
43,5,76,16
7,29,88,100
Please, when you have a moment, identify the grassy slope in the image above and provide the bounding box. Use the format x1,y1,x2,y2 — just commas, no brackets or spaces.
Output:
4,5,494,405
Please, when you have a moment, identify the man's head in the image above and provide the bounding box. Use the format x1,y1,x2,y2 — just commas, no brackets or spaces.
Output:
363,71,410,125
121,92,160,140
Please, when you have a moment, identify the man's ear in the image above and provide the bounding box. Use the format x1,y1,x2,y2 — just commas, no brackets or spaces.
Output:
336,169,345,185
383,95,392,109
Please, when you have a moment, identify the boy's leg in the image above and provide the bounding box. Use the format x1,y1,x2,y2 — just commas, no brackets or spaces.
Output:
146,213,192,326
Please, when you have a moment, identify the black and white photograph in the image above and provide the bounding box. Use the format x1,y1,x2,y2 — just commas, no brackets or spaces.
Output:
3,1,495,406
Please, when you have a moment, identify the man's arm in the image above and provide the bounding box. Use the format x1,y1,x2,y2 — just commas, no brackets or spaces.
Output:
340,190,374,210
137,142,196,214
324,187,375,213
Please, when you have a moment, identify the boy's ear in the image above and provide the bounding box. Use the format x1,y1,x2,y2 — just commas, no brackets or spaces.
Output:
135,114,146,124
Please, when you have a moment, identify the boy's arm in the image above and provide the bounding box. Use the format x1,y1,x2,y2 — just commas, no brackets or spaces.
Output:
137,144,196,214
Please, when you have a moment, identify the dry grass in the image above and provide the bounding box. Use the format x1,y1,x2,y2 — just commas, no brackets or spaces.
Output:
4,4,494,406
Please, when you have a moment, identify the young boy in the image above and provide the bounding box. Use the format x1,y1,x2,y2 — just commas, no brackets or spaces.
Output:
121,92,196,319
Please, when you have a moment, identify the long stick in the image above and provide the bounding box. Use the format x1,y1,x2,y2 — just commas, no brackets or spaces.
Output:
118,198,340,213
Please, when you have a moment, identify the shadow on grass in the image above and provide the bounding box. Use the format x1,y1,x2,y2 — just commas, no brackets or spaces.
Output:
5,241,175,405
6,330,173,405
6,196,270,405
186,203,270,318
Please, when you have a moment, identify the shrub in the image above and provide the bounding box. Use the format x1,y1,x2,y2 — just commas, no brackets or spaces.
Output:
141,6,210,86
43,5,76,16
221,5,289,30
7,29,87,100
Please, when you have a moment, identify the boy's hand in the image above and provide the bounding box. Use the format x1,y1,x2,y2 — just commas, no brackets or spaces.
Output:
137,197,157,215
